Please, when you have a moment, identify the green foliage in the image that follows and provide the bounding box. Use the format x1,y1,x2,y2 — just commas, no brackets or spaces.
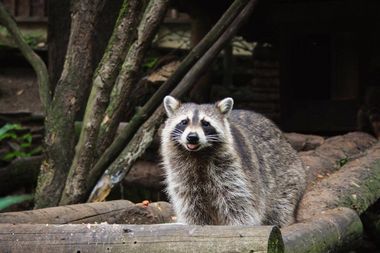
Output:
0,123,42,161
0,194,34,211
337,157,349,168
142,56,159,71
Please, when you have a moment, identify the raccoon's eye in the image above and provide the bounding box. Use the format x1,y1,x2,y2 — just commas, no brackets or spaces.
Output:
180,119,189,125
201,120,210,127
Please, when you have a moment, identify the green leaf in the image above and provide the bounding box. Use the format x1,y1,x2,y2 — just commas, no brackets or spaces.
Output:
0,194,34,210
20,133,33,143
29,146,43,155
0,132,18,141
0,123,23,141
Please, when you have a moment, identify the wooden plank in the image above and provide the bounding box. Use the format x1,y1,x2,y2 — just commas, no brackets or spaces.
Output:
0,224,283,253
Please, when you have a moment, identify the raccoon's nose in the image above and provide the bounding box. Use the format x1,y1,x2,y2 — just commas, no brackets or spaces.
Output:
186,132,199,144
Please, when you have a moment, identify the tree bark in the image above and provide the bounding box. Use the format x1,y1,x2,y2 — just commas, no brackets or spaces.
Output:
59,0,143,206
0,2,50,112
282,207,363,253
0,224,283,253
95,0,170,156
34,0,106,209
88,0,260,202
297,142,380,220
299,132,376,185
0,200,174,224
283,132,325,152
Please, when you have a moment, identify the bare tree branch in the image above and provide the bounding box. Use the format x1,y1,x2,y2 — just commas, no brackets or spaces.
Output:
95,0,170,155
0,2,51,113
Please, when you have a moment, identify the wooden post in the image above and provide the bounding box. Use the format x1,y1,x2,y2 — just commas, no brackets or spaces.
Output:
0,224,284,253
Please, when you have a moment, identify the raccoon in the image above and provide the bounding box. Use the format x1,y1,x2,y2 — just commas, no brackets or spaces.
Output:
160,96,306,226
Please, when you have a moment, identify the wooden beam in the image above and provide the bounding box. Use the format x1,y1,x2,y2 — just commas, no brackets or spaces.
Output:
0,224,283,253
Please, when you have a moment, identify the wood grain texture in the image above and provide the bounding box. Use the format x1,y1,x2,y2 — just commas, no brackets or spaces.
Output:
0,201,175,225
0,224,283,253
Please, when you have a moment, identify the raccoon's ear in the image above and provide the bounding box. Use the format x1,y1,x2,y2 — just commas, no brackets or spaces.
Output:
216,97,234,115
164,96,181,116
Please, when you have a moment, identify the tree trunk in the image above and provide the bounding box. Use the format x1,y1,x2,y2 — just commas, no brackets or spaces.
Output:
0,224,283,253
34,0,106,209
282,207,363,253
59,0,144,206
297,142,380,220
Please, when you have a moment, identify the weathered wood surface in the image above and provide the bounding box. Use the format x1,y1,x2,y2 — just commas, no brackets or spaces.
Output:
299,132,377,183
0,200,175,224
282,207,363,253
283,132,324,152
0,224,283,253
298,141,380,220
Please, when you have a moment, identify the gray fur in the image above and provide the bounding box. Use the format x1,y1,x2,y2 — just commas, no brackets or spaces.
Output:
161,96,306,226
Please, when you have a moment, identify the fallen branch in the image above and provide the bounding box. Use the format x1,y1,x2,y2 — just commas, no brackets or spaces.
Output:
298,142,380,220
0,200,174,224
0,224,283,253
282,207,363,253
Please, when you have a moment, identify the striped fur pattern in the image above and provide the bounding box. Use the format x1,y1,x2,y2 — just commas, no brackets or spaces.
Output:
161,96,306,226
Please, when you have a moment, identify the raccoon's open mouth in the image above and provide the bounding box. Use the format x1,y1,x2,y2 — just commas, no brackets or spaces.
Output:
186,143,200,151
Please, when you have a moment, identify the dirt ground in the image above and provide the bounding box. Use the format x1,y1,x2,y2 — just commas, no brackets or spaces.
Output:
0,67,42,114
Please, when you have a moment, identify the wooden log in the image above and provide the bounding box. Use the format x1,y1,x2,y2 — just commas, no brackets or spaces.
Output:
299,132,377,183
283,133,325,152
282,207,363,253
0,224,284,253
0,200,175,224
298,142,380,220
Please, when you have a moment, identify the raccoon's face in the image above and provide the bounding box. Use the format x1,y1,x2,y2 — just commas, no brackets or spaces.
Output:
163,96,234,152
